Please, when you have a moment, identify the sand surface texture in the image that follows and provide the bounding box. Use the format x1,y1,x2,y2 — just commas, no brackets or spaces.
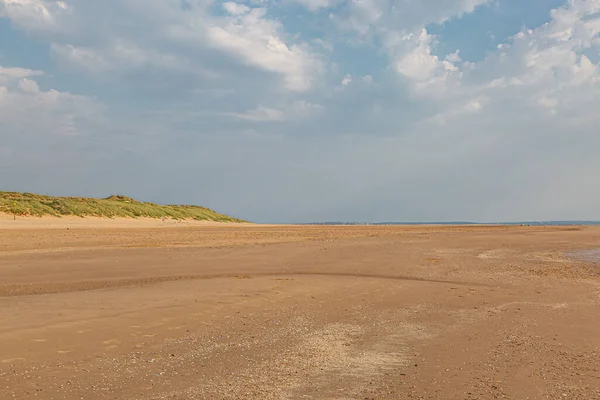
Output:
1,223,599,399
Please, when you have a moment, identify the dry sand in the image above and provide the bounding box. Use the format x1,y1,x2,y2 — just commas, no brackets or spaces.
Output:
0,215,257,229
1,220,599,399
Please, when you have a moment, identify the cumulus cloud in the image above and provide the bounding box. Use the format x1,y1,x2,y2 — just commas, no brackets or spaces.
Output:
392,29,461,94
9,1,326,93
340,74,352,86
205,8,324,91
222,2,250,15
18,77,40,92
0,65,103,138
0,66,43,83
463,0,600,104
0,66,105,198
332,0,491,36
328,0,491,96
0,0,69,32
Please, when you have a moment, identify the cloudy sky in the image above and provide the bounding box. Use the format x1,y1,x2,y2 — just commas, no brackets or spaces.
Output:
1,0,600,223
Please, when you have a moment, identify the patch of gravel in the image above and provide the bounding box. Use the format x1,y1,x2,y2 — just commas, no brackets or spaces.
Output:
159,317,423,400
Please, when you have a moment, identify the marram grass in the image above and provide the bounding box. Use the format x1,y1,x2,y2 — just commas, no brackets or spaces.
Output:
0,191,245,222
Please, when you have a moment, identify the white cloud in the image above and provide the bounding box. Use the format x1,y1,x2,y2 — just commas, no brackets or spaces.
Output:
336,73,374,90
379,0,600,102
445,50,461,63
391,29,461,95
536,96,559,115
393,30,442,81
2,1,322,93
287,100,324,118
468,0,600,97
0,66,43,83
222,2,250,16
290,0,340,12
20,1,323,92
486,2,600,87
226,106,286,121
426,97,485,126
51,41,218,78
328,0,491,95
225,100,322,121
312,38,334,52
18,77,39,92
0,65,103,142
333,0,383,35
205,8,323,91
51,44,111,73
334,0,490,36
0,0,70,32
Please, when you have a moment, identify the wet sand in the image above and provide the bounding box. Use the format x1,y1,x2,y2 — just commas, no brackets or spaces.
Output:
1,223,599,399
568,248,600,263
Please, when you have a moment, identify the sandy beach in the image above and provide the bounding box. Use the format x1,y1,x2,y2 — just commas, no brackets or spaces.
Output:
0,215,257,229
1,221,599,399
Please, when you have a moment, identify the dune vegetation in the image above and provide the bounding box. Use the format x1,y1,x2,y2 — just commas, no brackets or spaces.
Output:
0,191,245,222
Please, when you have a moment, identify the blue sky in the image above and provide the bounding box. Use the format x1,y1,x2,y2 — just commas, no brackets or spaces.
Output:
1,0,600,223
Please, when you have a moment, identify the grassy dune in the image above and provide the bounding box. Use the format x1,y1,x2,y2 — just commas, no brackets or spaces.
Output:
0,191,245,222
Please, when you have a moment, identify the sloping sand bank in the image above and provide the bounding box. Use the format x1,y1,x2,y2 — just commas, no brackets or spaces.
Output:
0,214,255,229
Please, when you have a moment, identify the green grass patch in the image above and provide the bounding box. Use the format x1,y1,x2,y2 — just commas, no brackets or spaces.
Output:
0,191,245,222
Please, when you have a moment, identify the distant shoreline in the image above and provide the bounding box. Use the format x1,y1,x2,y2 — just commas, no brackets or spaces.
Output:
3,213,599,229
295,221,600,226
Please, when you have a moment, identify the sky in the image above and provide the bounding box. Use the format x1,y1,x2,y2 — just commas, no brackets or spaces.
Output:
1,0,600,223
